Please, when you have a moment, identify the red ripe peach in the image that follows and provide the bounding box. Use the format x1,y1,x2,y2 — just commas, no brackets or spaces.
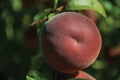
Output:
56,71,96,80
40,12,101,73
75,71,95,80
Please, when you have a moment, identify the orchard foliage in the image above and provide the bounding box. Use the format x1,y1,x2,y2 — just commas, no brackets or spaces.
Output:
0,0,120,80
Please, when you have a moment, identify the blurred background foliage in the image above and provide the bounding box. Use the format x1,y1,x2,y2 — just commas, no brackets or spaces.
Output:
0,0,120,80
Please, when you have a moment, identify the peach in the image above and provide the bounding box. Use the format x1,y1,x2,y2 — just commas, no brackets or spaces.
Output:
56,71,96,80
40,12,101,73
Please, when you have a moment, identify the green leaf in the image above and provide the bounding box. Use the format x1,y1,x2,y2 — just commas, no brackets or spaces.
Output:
26,70,53,80
30,50,43,70
48,13,56,20
33,8,52,22
26,75,36,80
10,0,22,12
54,0,59,9
26,70,41,80
66,0,106,17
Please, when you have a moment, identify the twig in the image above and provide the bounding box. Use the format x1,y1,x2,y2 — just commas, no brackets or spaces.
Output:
29,17,47,27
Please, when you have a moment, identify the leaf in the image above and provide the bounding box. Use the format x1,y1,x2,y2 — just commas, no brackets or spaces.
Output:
33,8,52,22
10,0,22,12
54,0,59,9
30,51,43,70
66,0,106,17
26,70,41,80
26,75,36,80
26,70,53,80
48,13,56,20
